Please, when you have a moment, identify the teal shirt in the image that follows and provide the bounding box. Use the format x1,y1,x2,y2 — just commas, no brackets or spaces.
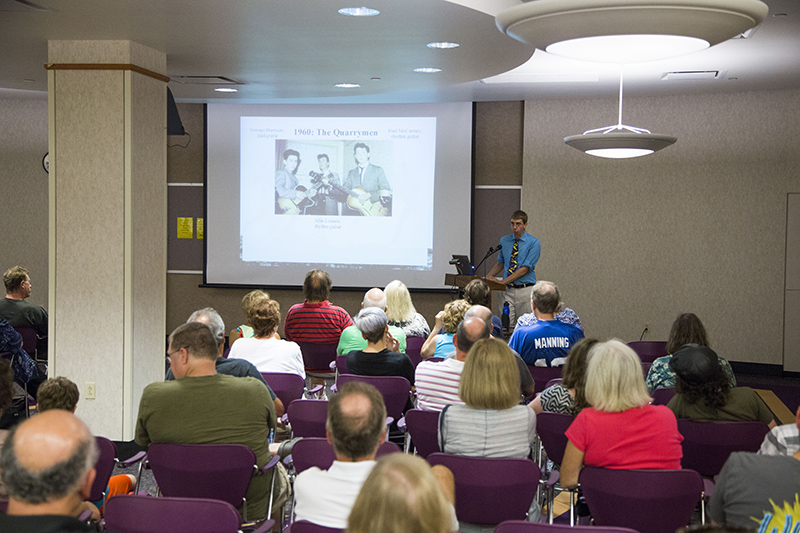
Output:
336,324,407,356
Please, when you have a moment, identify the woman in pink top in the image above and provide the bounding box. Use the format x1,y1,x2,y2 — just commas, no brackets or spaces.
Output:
561,339,683,488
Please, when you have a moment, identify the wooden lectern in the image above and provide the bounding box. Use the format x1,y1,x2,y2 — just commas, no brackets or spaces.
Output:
444,274,505,291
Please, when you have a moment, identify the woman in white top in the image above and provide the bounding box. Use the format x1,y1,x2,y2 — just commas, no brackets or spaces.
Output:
228,299,306,379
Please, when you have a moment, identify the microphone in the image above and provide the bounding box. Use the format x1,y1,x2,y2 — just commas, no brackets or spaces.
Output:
472,245,502,275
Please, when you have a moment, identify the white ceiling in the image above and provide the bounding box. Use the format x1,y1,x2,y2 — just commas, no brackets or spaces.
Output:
0,0,798,104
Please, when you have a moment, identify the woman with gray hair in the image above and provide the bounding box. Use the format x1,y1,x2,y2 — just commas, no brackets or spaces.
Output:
560,339,683,488
345,307,415,388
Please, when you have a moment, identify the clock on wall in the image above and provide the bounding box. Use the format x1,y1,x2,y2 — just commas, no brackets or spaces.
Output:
42,152,49,174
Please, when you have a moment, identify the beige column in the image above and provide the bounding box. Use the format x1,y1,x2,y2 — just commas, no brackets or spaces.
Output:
47,41,167,439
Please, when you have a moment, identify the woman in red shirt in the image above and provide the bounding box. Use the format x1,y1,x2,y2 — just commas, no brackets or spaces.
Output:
561,339,683,488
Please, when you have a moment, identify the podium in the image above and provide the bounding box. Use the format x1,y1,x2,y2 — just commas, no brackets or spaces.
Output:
444,274,505,291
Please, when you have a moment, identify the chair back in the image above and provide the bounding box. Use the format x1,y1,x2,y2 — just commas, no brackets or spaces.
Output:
405,336,426,368
495,521,640,533
527,366,562,396
288,520,344,532
0,498,8,513
147,443,255,508
579,466,703,533
641,362,652,378
297,342,338,373
650,388,675,406
335,354,348,374
627,341,668,363
536,412,574,466
678,419,770,477
104,494,243,533
90,436,118,502
337,374,411,421
543,378,562,390
404,408,441,458
427,453,539,526
292,437,400,474
261,372,305,407
13,326,38,358
287,399,329,438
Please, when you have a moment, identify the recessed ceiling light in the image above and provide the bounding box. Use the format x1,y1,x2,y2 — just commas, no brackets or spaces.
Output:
23,78,35,83
338,7,379,17
214,87,238,93
414,67,442,73
334,83,361,88
427,42,460,49
370,77,381,81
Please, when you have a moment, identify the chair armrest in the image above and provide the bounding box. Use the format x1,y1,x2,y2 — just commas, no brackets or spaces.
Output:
329,360,336,371
282,454,293,468
77,508,94,522
117,451,147,468
306,384,323,397
256,454,281,476
250,519,276,533
397,416,406,431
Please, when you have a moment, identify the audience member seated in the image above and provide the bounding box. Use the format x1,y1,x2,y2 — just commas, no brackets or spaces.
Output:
530,338,598,416
462,305,535,398
438,337,536,459
345,308,414,388
135,322,287,522
463,279,503,338
0,410,98,531
0,317,46,401
338,288,407,356
228,299,306,380
646,312,736,392
561,339,683,488
710,407,800,529
415,317,489,412
759,422,799,456
385,279,431,338
167,308,284,417
347,453,456,533
667,344,776,427
0,359,14,498
284,269,354,344
293,381,386,529
509,281,584,367
420,299,470,359
516,301,583,331
36,376,137,510
229,289,270,345
0,266,48,339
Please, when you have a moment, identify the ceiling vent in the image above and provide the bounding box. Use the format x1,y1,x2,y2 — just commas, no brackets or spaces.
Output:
661,70,721,81
169,76,243,85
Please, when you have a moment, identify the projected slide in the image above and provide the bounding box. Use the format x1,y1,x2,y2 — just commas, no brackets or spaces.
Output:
239,116,436,269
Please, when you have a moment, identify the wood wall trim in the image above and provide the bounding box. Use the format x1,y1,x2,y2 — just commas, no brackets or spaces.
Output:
44,63,169,83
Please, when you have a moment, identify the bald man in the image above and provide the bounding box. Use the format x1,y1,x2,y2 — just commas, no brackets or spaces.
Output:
336,288,407,356
0,410,98,532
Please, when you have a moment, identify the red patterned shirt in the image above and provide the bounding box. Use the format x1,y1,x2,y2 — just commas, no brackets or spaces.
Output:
283,300,354,344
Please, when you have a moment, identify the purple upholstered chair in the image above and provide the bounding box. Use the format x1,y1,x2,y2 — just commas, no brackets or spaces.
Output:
13,326,40,360
296,341,338,375
405,336,426,368
90,437,118,503
427,453,539,527
287,399,329,438
650,387,676,405
495,521,640,533
627,341,668,363
291,437,401,475
261,372,310,407
403,408,441,458
527,366,562,396
146,443,281,523
334,354,348,375
287,520,343,532
579,466,703,533
336,374,411,423
536,412,575,524
103,494,273,533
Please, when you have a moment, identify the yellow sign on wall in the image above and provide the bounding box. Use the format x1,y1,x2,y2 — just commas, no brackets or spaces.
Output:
197,218,204,239
177,217,193,239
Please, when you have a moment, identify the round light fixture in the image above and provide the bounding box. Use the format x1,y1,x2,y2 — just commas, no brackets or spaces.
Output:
427,42,460,49
564,131,677,158
338,7,379,16
413,67,443,73
334,83,361,88
214,87,238,93
496,0,768,63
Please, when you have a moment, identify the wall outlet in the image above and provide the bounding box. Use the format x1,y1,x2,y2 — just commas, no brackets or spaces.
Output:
85,382,96,400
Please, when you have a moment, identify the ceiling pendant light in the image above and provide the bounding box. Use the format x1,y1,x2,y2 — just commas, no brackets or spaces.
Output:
496,0,768,63
564,67,676,158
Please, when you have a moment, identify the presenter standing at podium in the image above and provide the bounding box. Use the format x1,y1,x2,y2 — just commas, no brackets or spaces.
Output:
486,210,541,328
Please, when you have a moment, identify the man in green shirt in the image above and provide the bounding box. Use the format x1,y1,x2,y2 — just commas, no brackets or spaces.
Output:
135,322,284,522
337,288,406,356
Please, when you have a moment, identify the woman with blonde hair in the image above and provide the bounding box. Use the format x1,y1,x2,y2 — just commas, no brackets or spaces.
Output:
384,280,431,338
229,289,270,345
347,454,454,533
420,299,470,359
438,337,536,459
561,339,682,488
